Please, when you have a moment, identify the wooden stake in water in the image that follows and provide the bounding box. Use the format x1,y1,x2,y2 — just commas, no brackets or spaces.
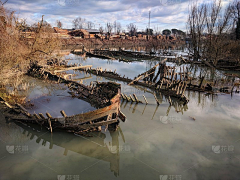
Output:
46,112,52,119
60,110,67,117
129,95,135,102
143,95,148,104
121,93,126,100
38,113,45,119
154,93,160,105
48,118,52,133
133,94,139,103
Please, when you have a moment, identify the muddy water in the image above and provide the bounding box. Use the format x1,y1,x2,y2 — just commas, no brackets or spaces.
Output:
18,76,96,117
0,53,240,180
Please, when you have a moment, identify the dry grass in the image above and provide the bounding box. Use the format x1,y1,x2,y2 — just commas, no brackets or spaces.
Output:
0,2,61,103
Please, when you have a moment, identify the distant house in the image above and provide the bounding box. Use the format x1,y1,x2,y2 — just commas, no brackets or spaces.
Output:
119,33,126,39
53,27,71,38
85,29,100,38
110,34,121,40
80,29,90,38
69,29,101,39
157,35,163,40
20,27,36,38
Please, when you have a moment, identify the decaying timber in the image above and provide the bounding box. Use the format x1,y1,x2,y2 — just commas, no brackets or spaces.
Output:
72,49,160,62
2,63,126,134
73,62,190,104
70,60,239,104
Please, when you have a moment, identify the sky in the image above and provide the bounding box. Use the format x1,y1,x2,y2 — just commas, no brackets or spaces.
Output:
4,0,233,33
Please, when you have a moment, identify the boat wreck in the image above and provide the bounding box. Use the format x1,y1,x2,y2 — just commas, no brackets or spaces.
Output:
72,61,190,104
1,63,126,134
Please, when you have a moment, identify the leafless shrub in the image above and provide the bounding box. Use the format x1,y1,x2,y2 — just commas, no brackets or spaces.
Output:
0,2,61,102
187,0,240,66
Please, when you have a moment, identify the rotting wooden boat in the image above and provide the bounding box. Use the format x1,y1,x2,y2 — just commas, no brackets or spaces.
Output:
74,61,190,104
1,63,126,134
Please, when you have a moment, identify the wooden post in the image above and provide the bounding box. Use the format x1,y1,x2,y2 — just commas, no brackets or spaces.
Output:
180,67,182,81
182,82,187,95
129,95,135,102
143,95,148,104
179,82,184,95
60,110,67,117
124,94,130,102
121,93,126,100
154,93,160,105
176,82,181,94
167,66,169,79
168,96,172,106
34,113,41,119
38,113,45,119
48,118,52,133
183,66,185,81
174,81,177,91
160,80,163,89
46,112,52,119
169,67,172,80
133,94,139,103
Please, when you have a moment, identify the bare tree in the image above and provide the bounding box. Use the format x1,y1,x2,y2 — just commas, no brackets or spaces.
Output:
127,23,137,36
72,17,85,29
154,26,161,35
116,22,121,34
56,20,62,28
187,0,234,64
113,21,117,34
87,21,94,29
99,26,104,35
106,22,113,35
231,0,240,39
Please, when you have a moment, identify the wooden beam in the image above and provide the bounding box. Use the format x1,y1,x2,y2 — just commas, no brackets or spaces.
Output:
54,65,92,73
128,63,160,85
60,110,67,118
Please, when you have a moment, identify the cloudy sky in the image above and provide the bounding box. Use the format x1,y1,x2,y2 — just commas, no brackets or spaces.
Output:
5,0,232,32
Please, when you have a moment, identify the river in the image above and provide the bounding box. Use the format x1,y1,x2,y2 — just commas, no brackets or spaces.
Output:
0,49,239,180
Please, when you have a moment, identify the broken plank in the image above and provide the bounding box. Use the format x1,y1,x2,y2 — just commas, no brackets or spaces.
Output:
54,65,92,73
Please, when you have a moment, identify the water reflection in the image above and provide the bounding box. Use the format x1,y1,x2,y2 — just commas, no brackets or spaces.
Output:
13,121,124,177
1,47,240,180
17,76,96,117
120,85,221,120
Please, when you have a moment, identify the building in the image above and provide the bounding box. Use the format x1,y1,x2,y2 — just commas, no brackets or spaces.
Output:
53,27,71,38
85,29,100,38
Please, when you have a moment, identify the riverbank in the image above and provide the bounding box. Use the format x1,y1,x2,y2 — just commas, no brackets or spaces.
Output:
61,38,185,47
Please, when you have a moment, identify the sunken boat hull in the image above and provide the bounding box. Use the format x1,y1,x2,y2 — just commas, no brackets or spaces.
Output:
2,63,126,134
2,87,125,134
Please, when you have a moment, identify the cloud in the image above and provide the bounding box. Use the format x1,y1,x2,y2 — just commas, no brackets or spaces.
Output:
4,0,198,31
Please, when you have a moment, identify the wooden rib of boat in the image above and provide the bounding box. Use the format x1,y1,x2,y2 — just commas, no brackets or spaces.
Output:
1,63,126,134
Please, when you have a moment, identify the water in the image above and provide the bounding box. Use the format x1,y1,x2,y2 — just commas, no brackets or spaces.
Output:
18,76,96,117
0,51,240,180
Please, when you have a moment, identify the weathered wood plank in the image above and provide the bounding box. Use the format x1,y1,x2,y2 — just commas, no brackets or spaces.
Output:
54,65,92,73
